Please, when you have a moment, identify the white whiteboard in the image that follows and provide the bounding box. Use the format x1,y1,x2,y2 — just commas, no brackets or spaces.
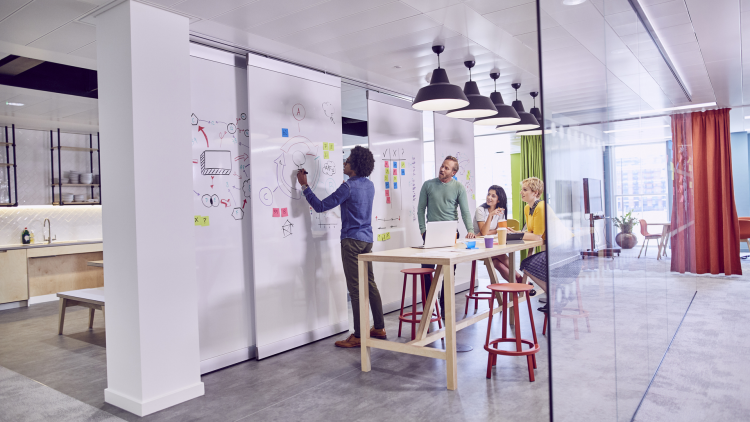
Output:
247,55,347,359
189,47,255,374
433,113,477,286
366,91,424,312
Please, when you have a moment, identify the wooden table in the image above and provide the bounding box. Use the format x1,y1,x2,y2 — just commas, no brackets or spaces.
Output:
648,223,671,259
86,260,104,267
357,239,544,390
57,288,105,334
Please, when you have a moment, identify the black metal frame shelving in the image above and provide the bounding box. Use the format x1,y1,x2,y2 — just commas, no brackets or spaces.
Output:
1,125,18,207
50,128,101,206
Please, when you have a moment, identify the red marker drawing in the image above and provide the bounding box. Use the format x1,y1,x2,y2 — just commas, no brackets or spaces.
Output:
243,199,247,209
198,126,209,147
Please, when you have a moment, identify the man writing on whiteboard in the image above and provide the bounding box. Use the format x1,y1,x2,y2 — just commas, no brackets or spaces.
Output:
296,146,386,348
417,155,476,317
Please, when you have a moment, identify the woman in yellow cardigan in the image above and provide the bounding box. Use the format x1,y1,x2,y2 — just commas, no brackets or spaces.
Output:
511,177,548,311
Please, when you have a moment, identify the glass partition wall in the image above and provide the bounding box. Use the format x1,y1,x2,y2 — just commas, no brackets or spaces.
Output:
536,0,697,420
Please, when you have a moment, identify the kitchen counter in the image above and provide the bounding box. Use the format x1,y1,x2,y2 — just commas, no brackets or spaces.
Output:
0,240,103,252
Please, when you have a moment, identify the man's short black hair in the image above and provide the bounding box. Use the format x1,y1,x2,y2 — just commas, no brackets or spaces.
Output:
348,145,375,177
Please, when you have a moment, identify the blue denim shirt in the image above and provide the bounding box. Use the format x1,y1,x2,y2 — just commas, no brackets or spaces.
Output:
303,176,374,243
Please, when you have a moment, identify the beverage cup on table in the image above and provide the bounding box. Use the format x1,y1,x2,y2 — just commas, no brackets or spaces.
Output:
497,219,508,229
497,228,507,245
484,236,494,248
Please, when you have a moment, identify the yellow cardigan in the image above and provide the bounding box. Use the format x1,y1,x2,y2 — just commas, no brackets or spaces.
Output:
524,200,546,240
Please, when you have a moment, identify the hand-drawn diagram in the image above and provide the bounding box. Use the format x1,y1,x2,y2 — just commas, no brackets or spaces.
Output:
312,209,339,229
292,104,305,121
322,102,335,124
380,148,406,209
227,123,237,134
258,186,272,206
282,220,294,237
191,113,199,125
322,161,335,176
444,150,474,199
232,208,244,220
201,150,232,175
202,194,220,208
326,178,336,194
274,136,321,200
242,179,252,198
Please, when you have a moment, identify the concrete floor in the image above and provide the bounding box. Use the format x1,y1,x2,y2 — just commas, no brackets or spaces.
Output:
1,249,747,421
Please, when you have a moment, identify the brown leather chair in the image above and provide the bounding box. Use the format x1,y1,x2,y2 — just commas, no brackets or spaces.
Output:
638,219,662,258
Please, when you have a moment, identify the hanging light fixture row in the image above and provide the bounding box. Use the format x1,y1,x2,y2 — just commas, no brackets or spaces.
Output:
517,92,546,135
411,45,540,133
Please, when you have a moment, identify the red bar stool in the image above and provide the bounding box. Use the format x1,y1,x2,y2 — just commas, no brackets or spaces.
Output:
484,283,540,382
464,260,495,315
398,268,442,340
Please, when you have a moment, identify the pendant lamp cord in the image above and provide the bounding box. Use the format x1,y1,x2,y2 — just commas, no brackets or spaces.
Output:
437,53,441,69
469,67,472,81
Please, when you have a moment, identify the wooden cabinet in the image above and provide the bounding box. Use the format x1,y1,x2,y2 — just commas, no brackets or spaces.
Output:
0,249,28,304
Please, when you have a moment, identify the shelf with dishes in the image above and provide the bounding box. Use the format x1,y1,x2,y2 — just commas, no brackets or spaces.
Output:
50,129,101,206
1,125,18,207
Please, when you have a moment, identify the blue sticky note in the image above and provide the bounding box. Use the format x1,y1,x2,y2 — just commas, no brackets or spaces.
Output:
282,128,289,137
385,182,389,189
393,161,397,168
401,169,405,175
394,183,398,189
453,176,457,181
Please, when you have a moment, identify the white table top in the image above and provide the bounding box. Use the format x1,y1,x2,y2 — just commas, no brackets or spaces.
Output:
358,240,543,265
57,288,105,304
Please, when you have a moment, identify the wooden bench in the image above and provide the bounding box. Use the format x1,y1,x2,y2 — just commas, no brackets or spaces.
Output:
57,288,105,335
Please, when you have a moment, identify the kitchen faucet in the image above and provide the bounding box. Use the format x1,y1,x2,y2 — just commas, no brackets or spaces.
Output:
43,218,55,244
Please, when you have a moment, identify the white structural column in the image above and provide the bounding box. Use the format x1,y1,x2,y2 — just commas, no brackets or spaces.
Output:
96,1,203,416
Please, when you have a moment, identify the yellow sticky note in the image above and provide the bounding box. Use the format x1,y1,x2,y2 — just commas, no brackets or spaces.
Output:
393,176,397,182
386,232,391,240
324,151,330,159
201,216,209,226
194,215,202,226
466,171,471,180
384,174,388,182
329,144,334,151
377,234,382,241
472,194,475,200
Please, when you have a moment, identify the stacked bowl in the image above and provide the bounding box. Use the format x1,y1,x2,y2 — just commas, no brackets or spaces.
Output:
80,173,94,185
59,193,74,203
68,171,80,184
74,194,86,202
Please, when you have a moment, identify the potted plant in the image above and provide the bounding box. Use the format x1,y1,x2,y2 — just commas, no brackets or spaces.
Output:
613,210,638,249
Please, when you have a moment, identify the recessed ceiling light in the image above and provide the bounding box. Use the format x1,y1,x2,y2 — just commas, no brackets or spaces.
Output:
563,0,587,5
629,102,716,116
603,125,670,134
745,116,750,119
5,102,23,106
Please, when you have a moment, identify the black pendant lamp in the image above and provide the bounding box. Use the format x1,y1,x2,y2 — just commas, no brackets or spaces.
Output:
518,92,547,135
474,72,521,126
412,45,469,111
495,83,540,132
446,60,497,119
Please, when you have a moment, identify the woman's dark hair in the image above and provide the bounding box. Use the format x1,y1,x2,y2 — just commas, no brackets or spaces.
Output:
348,145,375,177
481,185,507,213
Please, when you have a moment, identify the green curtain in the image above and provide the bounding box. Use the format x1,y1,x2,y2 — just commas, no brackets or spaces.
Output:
520,135,544,258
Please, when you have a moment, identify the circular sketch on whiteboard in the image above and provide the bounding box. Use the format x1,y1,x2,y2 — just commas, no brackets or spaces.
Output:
292,104,306,121
259,187,273,206
201,194,220,208
227,123,237,134
326,178,336,194
240,113,247,120
191,113,198,125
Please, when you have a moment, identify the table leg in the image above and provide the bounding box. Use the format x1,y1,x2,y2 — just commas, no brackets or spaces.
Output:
359,260,371,372
443,264,458,390
88,308,95,329
58,298,67,335
662,226,669,258
415,265,444,341
508,252,516,326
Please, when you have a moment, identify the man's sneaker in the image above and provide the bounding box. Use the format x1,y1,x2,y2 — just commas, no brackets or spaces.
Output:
335,334,361,348
370,328,387,339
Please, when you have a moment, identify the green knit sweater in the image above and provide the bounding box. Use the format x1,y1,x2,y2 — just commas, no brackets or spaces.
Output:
417,178,473,234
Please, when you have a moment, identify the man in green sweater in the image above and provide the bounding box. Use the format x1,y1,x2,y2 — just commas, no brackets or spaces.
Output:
418,156,475,318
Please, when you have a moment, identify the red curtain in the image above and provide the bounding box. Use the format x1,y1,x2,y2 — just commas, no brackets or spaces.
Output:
691,109,742,275
670,113,696,273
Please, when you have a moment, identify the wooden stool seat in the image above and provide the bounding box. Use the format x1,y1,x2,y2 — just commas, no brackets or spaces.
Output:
484,283,540,382
398,268,442,340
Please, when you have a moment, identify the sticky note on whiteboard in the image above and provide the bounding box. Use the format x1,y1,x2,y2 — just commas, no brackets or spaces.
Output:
329,144,334,151
201,216,209,226
323,143,329,151
194,216,201,226
281,207,288,217
201,150,232,175
386,196,391,204
401,169,405,175
324,151,329,159
385,161,389,167
272,208,280,217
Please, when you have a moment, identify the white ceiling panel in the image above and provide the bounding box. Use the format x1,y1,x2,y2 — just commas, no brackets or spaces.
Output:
464,0,534,16
648,11,692,30
0,0,95,46
653,24,697,47
170,0,256,20
0,0,31,22
399,0,464,14
69,41,97,59
274,2,421,49
27,22,96,54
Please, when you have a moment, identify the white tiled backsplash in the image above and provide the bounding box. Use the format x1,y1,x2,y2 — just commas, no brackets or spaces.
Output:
0,206,102,246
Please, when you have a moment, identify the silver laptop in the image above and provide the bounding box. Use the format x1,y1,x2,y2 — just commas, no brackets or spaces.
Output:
413,220,458,249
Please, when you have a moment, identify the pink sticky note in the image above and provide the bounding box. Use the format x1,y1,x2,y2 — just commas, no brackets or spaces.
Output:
272,208,280,217
386,197,391,204
385,190,390,197
393,169,397,175
385,161,389,167
281,208,288,217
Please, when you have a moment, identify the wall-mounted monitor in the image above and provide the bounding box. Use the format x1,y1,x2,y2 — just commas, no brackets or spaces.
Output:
583,178,603,214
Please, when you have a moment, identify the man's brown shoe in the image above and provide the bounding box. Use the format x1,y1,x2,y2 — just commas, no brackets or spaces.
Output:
370,328,387,339
334,334,361,348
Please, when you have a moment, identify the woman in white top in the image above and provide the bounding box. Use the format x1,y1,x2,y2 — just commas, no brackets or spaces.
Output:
474,185,523,283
